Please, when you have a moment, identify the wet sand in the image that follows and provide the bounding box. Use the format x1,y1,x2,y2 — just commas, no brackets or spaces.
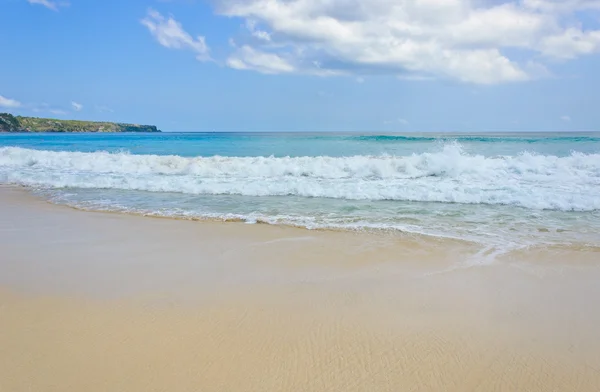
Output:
1,186,600,391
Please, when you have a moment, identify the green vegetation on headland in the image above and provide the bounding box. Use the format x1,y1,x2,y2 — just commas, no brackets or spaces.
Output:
0,113,161,133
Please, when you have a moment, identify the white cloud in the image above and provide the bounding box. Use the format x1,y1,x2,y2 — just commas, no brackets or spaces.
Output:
213,0,600,84
141,9,211,61
227,45,295,74
27,0,68,11
539,29,600,59
31,103,68,115
226,43,344,76
561,115,572,121
246,19,271,41
71,101,83,111
0,95,21,108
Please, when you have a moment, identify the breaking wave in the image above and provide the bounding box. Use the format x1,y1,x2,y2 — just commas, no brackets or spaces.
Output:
1,144,599,211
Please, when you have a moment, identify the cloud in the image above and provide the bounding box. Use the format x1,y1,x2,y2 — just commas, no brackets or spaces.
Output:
142,9,211,61
226,43,344,76
0,95,22,108
246,19,271,41
539,29,600,59
27,0,68,11
227,45,295,73
561,115,572,121
213,0,600,84
31,103,68,115
71,101,83,111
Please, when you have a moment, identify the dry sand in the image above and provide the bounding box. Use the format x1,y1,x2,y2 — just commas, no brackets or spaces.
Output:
1,185,600,391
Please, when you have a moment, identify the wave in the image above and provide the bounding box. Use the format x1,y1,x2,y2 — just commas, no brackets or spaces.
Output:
1,145,599,211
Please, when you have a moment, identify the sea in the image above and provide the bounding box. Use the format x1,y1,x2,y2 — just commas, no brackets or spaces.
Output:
1,132,599,258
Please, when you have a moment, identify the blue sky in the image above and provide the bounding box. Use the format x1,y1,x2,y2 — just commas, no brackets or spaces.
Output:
1,0,600,132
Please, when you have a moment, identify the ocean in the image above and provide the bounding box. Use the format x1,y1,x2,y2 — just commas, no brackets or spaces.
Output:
1,132,599,257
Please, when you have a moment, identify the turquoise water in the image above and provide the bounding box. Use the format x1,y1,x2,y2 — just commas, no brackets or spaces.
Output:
1,132,599,255
2,132,599,157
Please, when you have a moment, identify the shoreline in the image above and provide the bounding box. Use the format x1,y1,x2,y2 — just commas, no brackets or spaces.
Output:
38,192,478,245
3,143,600,253
22,183,482,248
18,184,600,265
0,185,477,298
2,185,600,391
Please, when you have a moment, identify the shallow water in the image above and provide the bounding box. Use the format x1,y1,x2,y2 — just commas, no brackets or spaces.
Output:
1,132,599,253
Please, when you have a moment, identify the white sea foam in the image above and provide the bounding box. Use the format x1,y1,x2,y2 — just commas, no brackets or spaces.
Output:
1,145,599,211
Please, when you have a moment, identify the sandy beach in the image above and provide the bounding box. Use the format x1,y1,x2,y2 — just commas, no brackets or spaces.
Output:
2,185,600,391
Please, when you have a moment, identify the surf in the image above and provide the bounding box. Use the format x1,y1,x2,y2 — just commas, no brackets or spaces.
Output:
1,144,599,211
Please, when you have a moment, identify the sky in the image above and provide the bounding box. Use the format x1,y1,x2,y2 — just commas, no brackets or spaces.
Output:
1,0,600,132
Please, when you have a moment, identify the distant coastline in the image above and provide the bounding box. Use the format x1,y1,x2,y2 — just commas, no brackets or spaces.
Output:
0,113,160,133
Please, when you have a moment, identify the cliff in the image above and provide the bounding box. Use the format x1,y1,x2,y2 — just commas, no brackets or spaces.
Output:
0,113,161,133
